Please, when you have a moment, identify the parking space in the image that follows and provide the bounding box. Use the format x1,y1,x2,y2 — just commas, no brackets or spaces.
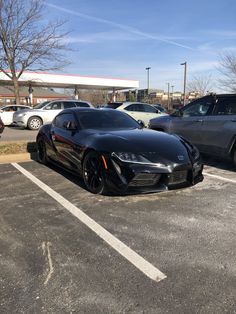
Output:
0,161,236,313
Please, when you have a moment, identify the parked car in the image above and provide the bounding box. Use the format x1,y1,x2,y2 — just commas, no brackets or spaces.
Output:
0,104,31,125
149,94,236,166
13,99,93,130
153,104,167,113
0,117,4,135
104,102,124,109
36,108,203,195
104,102,167,126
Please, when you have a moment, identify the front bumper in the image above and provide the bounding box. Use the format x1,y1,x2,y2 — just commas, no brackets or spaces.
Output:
13,116,28,128
104,157,203,194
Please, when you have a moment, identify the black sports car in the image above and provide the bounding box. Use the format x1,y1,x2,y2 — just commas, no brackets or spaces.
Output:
36,108,203,194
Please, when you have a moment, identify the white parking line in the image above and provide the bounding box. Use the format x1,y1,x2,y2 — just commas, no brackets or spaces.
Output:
12,162,166,283
203,172,236,184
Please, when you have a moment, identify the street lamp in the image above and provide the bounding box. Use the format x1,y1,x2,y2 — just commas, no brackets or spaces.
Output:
171,85,174,110
167,82,170,111
145,67,151,91
180,61,187,105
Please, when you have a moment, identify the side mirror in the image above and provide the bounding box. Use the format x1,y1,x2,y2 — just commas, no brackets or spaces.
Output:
137,120,145,128
63,121,77,131
172,109,183,117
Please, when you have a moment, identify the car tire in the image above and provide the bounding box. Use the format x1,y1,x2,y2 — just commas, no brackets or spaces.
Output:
82,151,108,194
27,116,43,130
37,137,48,165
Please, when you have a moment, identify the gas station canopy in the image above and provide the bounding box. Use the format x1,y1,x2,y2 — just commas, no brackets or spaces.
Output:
0,71,139,91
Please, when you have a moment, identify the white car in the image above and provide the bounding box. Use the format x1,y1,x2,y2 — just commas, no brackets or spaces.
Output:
115,102,167,126
13,99,93,130
0,104,31,125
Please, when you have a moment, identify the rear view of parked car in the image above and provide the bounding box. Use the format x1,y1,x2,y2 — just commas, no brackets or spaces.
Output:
13,99,92,130
0,104,31,125
149,94,236,166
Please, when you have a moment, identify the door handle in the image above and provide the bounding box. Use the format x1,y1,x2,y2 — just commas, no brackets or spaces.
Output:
231,119,236,122
195,119,203,122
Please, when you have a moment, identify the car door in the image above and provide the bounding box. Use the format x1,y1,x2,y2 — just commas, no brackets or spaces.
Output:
169,96,214,148
124,103,148,124
43,101,64,123
142,104,164,124
198,96,236,156
51,112,81,169
0,106,17,125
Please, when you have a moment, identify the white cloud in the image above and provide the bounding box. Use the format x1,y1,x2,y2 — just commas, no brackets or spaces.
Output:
45,2,194,50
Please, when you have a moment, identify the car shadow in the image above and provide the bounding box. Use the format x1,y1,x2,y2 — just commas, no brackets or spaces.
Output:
202,155,236,172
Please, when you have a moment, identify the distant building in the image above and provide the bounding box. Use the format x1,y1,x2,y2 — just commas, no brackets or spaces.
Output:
0,85,69,105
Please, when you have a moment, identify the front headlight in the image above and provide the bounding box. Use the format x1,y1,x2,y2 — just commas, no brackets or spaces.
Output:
17,113,27,117
111,152,166,167
112,152,151,163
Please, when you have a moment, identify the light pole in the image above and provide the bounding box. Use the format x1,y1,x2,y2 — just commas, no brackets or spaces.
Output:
167,82,170,111
180,61,187,105
145,67,151,91
171,85,174,110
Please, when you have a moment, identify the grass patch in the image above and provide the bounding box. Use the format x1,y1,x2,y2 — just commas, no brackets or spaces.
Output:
0,141,37,155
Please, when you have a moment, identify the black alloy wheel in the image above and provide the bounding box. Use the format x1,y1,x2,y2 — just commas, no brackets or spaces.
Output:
82,151,107,194
37,137,48,165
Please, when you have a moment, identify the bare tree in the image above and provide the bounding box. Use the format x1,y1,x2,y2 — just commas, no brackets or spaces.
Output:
218,53,236,92
187,74,213,96
0,0,69,103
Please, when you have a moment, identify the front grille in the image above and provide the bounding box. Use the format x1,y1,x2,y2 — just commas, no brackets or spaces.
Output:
129,173,161,187
169,170,188,185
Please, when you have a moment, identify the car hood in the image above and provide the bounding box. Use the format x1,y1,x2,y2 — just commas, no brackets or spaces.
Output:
149,115,172,125
80,128,190,163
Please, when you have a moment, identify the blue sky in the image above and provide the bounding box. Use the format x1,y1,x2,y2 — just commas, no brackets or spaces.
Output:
44,0,236,92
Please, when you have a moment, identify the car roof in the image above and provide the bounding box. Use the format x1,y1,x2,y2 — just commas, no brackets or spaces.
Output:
116,102,152,109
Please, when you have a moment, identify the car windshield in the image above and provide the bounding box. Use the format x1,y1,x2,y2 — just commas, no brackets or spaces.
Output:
76,110,140,130
155,105,166,112
33,101,51,109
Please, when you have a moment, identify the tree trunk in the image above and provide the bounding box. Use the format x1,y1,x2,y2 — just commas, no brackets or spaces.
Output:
12,76,20,104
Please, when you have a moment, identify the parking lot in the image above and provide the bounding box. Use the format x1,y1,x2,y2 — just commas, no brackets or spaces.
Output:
0,158,235,313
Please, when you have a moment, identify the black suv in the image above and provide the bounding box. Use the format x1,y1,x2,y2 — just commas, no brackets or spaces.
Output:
149,94,236,166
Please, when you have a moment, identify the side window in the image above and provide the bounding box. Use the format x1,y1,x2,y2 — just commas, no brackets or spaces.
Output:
3,106,16,112
76,102,90,108
133,104,144,112
126,104,144,112
54,113,77,129
143,104,156,113
17,106,27,111
63,102,76,109
51,102,62,110
45,102,62,110
125,104,136,111
215,97,236,115
182,99,213,117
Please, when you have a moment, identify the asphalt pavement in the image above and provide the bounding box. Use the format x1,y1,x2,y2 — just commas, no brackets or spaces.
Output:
0,160,236,313
0,126,37,143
